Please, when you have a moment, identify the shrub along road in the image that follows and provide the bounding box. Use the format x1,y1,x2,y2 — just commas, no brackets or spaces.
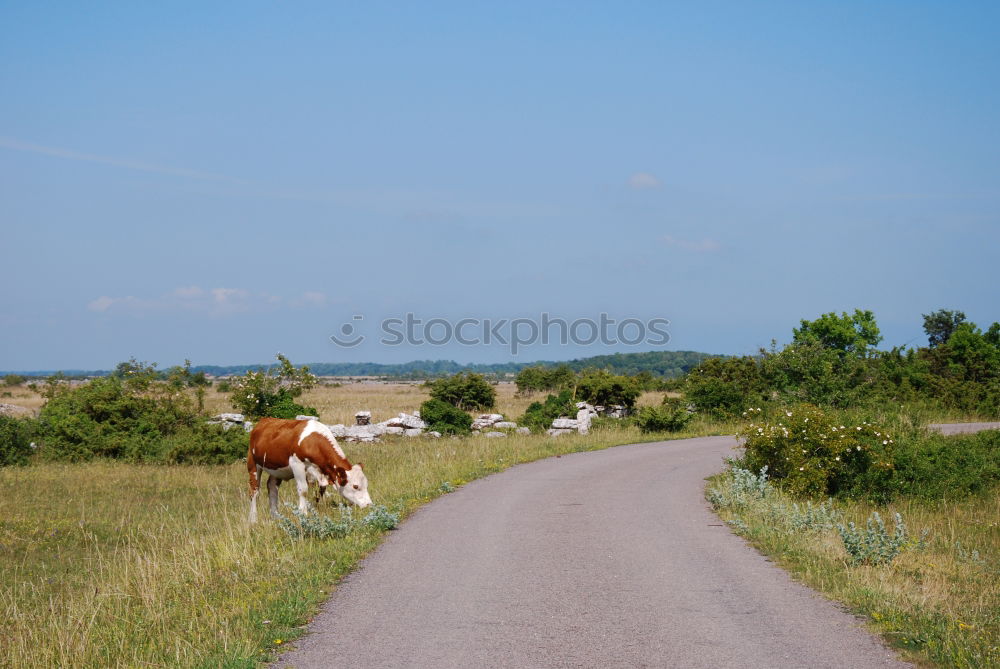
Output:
272,434,929,668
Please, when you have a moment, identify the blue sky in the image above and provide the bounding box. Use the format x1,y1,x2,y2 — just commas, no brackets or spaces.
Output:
2,1,998,370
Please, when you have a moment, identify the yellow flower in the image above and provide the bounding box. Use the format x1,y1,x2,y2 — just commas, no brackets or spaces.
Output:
275,639,283,645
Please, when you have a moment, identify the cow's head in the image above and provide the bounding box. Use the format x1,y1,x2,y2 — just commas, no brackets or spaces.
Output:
334,463,372,508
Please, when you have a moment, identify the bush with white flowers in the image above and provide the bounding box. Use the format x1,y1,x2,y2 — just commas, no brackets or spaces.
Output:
739,404,895,497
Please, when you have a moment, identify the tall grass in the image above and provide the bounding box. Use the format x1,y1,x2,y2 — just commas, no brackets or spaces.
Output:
0,420,728,668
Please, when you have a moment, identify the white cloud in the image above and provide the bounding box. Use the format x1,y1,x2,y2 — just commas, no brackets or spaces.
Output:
628,172,662,190
299,291,327,306
0,136,242,184
172,285,204,298
87,296,117,312
87,286,333,316
661,235,721,252
210,287,248,304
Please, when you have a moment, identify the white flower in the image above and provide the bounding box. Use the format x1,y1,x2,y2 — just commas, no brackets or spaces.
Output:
835,456,841,461
857,427,862,431
883,440,888,445
856,446,862,451
799,467,804,471
786,411,793,417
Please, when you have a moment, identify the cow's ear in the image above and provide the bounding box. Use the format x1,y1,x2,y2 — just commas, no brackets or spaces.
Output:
335,467,348,487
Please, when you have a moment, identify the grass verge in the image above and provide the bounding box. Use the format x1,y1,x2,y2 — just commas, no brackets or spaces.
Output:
707,467,1000,668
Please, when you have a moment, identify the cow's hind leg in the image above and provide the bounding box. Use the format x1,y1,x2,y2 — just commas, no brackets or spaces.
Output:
267,474,283,517
248,463,262,524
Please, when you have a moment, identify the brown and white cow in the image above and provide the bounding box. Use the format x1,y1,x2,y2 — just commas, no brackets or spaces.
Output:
247,417,372,523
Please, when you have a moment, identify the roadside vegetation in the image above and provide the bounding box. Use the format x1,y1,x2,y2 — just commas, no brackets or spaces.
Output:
0,307,997,667
702,308,1000,668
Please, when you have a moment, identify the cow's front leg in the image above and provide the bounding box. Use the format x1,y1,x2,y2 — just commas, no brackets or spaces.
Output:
267,474,283,517
289,456,311,514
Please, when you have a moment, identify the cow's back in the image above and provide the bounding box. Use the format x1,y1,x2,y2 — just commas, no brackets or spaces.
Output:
249,418,310,468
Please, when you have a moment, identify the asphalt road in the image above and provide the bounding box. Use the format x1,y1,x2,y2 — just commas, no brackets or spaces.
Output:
275,435,915,668
928,421,1000,435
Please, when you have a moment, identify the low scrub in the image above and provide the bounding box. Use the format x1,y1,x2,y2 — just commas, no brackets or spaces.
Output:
519,390,576,432
36,363,202,462
889,429,1000,500
419,398,472,435
0,415,34,466
634,401,691,434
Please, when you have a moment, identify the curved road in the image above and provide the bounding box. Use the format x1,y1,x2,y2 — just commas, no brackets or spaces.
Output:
275,435,916,668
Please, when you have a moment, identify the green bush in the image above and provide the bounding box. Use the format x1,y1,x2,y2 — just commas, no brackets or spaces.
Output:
266,391,318,419
887,429,1000,500
0,415,34,466
635,403,691,433
162,423,249,465
515,365,576,395
574,370,641,410
37,362,201,462
426,373,496,411
228,354,317,419
419,398,472,435
739,404,895,498
685,356,766,418
519,390,577,432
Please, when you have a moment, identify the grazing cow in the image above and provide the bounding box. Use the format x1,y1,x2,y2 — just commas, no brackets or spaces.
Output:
247,417,372,523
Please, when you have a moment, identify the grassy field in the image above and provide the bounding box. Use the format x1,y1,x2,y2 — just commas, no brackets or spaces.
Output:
0,380,730,668
709,468,1000,668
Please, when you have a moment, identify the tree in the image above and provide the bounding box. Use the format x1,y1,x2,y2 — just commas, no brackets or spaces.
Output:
575,370,642,409
792,309,881,357
427,373,496,411
922,309,967,348
685,356,766,417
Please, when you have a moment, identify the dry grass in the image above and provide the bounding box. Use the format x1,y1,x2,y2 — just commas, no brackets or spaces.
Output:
0,384,44,413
